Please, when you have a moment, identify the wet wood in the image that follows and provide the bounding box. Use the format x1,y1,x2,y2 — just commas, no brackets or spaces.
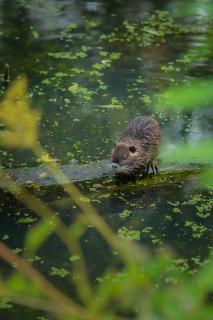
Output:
2,160,205,188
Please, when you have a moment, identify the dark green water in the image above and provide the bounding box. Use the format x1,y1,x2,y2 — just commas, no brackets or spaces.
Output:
0,174,212,319
0,0,212,167
0,0,212,319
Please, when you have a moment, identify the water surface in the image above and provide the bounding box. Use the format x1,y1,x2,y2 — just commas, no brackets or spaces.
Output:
0,0,212,319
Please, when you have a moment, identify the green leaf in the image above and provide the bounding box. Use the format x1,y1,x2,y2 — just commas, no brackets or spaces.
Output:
157,79,213,110
7,273,41,296
0,77,40,149
25,220,52,256
160,140,213,164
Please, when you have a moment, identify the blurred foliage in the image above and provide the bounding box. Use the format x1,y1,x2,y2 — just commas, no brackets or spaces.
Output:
157,79,213,111
158,78,213,186
0,77,40,149
161,140,213,165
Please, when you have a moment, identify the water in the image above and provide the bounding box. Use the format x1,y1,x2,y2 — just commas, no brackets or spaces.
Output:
0,0,212,167
0,173,212,318
0,0,212,319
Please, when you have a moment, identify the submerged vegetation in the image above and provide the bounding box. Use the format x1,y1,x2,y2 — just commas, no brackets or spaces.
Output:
0,1,212,319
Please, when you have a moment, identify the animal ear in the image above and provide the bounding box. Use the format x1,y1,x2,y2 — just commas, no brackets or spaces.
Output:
129,146,136,153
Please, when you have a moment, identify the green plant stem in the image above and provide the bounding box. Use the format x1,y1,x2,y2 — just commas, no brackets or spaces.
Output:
0,173,94,305
0,241,92,320
0,288,68,315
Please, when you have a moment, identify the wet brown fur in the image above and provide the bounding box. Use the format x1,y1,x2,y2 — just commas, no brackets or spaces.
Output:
111,116,161,175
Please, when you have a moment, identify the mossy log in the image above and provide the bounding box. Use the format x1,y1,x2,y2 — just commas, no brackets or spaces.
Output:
1,160,206,189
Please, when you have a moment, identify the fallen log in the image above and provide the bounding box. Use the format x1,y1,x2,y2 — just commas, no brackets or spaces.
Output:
1,160,206,188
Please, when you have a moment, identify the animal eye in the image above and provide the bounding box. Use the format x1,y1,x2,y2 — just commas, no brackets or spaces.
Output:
129,146,136,153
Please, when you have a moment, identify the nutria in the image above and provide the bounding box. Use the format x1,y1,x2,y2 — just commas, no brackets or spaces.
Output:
111,116,161,175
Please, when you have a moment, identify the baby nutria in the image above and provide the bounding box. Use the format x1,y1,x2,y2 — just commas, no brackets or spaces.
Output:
111,116,161,175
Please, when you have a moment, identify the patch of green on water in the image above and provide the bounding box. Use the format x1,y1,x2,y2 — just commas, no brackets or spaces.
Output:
183,193,213,218
102,97,124,110
28,255,44,264
119,209,132,219
48,45,90,61
0,298,12,310
184,221,207,239
100,11,191,47
12,248,23,254
118,226,140,240
2,234,10,240
50,267,70,278
68,82,94,101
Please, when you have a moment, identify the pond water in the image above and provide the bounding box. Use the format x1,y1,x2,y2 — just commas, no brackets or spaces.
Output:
0,0,212,167
0,0,212,319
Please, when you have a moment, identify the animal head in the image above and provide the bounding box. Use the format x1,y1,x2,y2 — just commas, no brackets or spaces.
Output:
111,142,145,175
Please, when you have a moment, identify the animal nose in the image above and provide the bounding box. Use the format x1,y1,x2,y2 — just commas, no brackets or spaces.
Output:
111,162,120,169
